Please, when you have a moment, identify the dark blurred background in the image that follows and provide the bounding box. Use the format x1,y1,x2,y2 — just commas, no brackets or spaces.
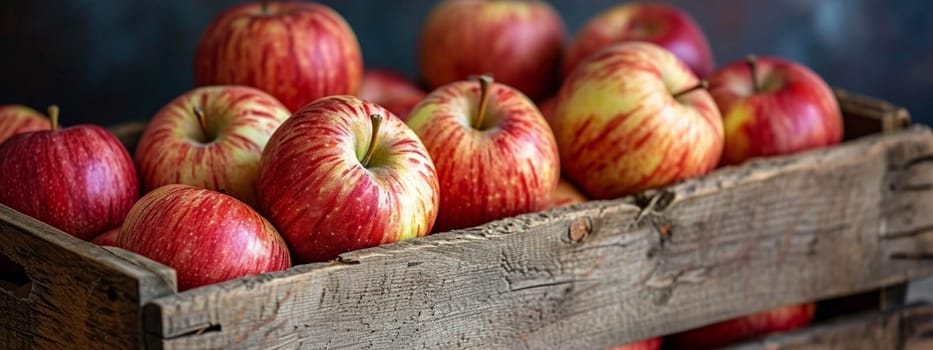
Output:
1,0,931,126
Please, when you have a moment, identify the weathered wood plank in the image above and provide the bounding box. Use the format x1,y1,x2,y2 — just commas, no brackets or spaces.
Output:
726,303,933,350
0,205,177,350
834,88,911,138
142,125,933,349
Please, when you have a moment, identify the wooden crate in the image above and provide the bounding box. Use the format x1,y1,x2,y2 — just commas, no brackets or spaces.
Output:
1,90,931,349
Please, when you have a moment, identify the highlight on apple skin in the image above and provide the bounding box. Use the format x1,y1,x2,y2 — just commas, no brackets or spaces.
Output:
607,337,662,350
418,0,567,101
552,42,723,200
564,3,714,79
135,85,291,207
407,75,560,232
708,55,844,165
258,96,439,263
118,184,291,291
0,104,51,144
0,106,138,240
194,1,363,111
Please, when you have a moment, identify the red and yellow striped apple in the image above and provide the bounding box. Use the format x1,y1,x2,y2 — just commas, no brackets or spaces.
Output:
0,105,50,144
552,42,723,199
118,184,291,291
607,337,662,350
258,96,439,263
358,69,426,121
667,303,815,349
564,3,713,79
540,178,587,211
407,75,560,232
195,2,363,111
418,0,566,101
708,56,843,165
135,86,291,207
0,106,138,240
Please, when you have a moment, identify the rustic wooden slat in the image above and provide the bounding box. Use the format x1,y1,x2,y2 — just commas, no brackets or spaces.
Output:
725,303,933,350
141,125,933,349
834,88,911,138
0,205,177,350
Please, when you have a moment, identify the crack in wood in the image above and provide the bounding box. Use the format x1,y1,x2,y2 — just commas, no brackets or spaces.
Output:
882,224,933,239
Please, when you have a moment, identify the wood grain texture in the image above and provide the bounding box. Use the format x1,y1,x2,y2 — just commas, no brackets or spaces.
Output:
141,126,933,349
0,204,177,350
726,303,933,350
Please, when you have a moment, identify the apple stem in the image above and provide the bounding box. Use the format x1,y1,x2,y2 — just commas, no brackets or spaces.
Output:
361,113,383,167
261,0,269,15
746,54,760,94
47,105,60,131
673,80,708,99
473,74,493,130
193,106,211,141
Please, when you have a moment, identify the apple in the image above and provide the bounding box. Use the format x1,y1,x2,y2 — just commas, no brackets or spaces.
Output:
0,105,50,144
551,42,723,200
607,337,662,350
540,178,587,211
91,227,119,247
418,0,566,101
194,2,363,111
258,96,439,263
564,3,713,79
0,106,138,240
407,75,560,232
708,55,844,165
135,85,291,207
118,184,291,291
358,69,427,121
666,303,816,349
537,96,558,128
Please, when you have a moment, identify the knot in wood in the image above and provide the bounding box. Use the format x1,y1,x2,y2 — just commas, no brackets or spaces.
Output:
568,217,592,242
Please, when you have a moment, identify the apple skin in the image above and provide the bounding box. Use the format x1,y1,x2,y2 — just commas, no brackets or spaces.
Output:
358,69,427,121
552,42,723,200
564,3,713,79
0,120,138,240
407,78,560,232
607,337,662,350
540,178,587,211
91,227,119,247
418,0,566,101
118,184,291,291
666,303,816,349
258,96,439,263
537,96,558,128
0,105,50,144
708,57,843,165
135,85,291,207
194,2,363,111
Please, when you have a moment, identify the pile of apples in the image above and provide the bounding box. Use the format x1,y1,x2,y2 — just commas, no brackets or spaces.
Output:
0,1,844,348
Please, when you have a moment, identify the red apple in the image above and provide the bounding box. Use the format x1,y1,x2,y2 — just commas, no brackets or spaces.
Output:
91,227,119,247
552,42,723,200
538,96,558,128
135,85,291,207
407,75,560,232
0,105,50,144
607,337,662,350
540,178,587,211
358,69,427,121
666,303,816,349
418,0,566,101
0,106,138,240
708,55,843,165
564,3,713,79
258,96,439,263
118,184,291,291
194,2,363,111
